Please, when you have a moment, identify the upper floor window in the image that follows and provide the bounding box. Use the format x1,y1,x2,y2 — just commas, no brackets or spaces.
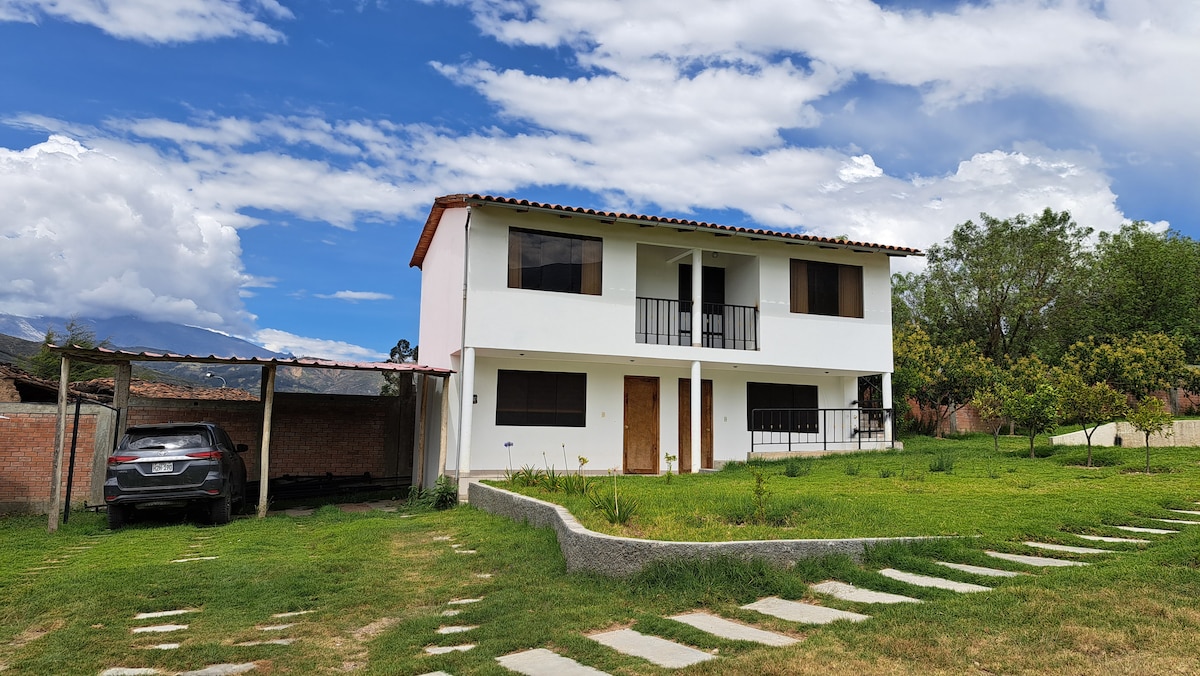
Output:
790,260,863,318
508,228,602,295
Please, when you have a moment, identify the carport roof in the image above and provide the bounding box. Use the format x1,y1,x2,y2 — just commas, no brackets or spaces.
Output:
49,344,453,376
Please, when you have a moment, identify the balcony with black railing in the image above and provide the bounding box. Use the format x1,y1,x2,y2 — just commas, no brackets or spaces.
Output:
635,297,758,350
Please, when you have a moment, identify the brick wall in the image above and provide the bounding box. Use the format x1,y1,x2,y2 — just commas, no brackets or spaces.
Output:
0,404,103,513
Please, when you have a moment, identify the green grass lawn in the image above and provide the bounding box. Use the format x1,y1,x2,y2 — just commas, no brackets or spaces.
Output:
1,434,1198,675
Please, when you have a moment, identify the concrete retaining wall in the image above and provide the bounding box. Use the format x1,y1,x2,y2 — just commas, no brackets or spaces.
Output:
1051,420,1200,448
469,482,941,577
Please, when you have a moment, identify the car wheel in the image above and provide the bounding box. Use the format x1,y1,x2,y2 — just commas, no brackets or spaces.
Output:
209,492,232,525
107,504,130,530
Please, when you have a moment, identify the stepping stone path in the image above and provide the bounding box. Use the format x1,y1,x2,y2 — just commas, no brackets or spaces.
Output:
1023,542,1113,555
669,612,798,646
436,625,477,634
171,556,219,563
935,561,1023,577
742,597,870,624
985,551,1088,567
131,624,188,634
497,648,611,676
1152,518,1200,525
1170,509,1200,516
135,610,197,620
587,628,716,669
878,568,991,593
1074,534,1148,543
426,644,475,655
1115,525,1176,534
811,580,922,604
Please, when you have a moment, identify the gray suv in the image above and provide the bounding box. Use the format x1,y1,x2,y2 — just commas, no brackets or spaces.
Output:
104,422,248,529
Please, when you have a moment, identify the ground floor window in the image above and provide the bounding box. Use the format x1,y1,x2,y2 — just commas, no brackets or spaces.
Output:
496,370,587,427
746,382,818,432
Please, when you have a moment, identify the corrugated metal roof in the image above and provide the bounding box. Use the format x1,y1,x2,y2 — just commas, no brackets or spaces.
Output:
49,345,453,376
409,193,923,268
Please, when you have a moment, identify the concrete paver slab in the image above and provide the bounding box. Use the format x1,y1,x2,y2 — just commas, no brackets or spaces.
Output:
101,669,162,675
1152,518,1200,525
417,672,454,676
742,597,870,624
934,562,1023,578
1169,509,1200,516
145,644,180,650
441,610,462,617
134,609,197,620
455,550,478,554
811,581,923,604
497,648,611,676
170,557,219,563
985,551,1088,567
447,598,482,605
425,644,475,654
668,612,798,646
258,624,294,631
588,628,716,669
475,573,493,578
179,664,257,676
1073,534,1149,544
236,638,296,646
877,568,991,592
1023,542,1113,554
131,624,188,633
1115,525,1176,534
272,610,313,618
436,625,477,634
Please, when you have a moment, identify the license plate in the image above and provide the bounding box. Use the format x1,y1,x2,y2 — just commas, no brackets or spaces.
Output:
151,462,173,473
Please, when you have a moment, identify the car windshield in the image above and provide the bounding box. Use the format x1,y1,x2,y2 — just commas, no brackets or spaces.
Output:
124,432,208,450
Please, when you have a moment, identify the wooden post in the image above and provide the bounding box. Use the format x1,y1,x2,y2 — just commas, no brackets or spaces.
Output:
48,356,70,533
437,376,450,482
412,374,428,489
113,363,132,441
256,365,277,518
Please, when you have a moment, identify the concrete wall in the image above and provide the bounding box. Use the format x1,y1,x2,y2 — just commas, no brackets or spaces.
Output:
1051,420,1200,447
469,482,941,577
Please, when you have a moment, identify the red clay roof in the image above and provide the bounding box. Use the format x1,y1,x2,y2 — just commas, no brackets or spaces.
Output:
409,193,922,268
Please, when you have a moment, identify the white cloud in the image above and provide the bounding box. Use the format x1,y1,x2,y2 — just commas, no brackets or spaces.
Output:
252,328,386,361
0,0,293,43
315,290,394,301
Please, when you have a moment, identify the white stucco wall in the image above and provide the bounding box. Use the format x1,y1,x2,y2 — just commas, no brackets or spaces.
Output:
416,206,468,370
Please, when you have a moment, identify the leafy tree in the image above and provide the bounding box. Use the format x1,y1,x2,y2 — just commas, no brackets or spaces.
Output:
893,326,994,437
1057,372,1127,467
997,359,1062,458
1127,396,1173,473
1063,332,1190,399
26,319,113,383
380,338,418,396
970,386,1007,454
896,208,1093,362
1088,222,1200,361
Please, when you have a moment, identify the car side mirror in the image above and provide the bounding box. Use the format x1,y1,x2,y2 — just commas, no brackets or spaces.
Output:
235,444,249,453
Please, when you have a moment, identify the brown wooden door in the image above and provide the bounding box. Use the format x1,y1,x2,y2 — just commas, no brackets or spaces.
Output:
678,379,714,472
623,376,660,474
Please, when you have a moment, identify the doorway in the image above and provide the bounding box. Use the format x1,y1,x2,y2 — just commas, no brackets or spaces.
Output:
623,376,660,474
677,378,713,472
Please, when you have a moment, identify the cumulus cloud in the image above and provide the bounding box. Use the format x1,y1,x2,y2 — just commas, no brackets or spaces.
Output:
315,290,395,301
252,328,387,361
0,0,293,43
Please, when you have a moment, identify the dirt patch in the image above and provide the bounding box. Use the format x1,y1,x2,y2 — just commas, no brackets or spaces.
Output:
7,620,64,649
351,617,398,642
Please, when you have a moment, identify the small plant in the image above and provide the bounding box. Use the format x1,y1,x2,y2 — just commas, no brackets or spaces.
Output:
663,453,677,484
589,470,638,524
929,453,955,473
512,465,544,488
407,475,458,510
541,465,562,492
878,467,895,479
750,469,770,525
784,457,812,477
843,462,861,476
504,441,514,471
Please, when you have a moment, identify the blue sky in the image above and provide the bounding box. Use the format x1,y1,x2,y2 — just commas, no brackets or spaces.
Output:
1,0,1197,360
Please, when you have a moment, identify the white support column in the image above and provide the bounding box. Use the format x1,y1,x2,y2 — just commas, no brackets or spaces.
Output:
48,356,70,533
691,248,703,347
882,372,893,441
690,360,702,473
457,347,476,478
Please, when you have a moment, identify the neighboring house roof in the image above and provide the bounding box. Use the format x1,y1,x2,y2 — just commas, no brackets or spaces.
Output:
74,378,260,401
48,345,453,376
409,193,923,269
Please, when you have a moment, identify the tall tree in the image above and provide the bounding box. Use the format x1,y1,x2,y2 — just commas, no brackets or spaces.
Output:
1127,396,1173,473
1088,223,1200,361
1057,372,1127,467
1063,332,1191,399
893,326,994,437
897,208,1093,362
26,319,113,383
380,339,417,396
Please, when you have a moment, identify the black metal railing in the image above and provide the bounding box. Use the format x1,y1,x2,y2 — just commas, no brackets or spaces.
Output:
635,297,758,350
750,408,894,451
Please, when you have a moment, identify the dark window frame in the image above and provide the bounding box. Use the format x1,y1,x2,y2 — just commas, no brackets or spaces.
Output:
496,369,588,427
746,382,818,433
789,259,863,318
507,227,602,295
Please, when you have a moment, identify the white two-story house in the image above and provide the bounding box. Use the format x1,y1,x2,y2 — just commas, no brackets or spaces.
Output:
410,194,920,477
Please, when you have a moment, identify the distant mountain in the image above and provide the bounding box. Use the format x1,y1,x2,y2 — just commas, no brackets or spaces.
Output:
0,313,385,395
0,314,284,359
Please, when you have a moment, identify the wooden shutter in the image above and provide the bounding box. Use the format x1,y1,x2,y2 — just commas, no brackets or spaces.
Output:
790,259,808,313
838,265,863,318
507,230,523,289
581,238,602,295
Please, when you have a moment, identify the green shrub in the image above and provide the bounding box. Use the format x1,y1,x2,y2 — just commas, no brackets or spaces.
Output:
589,487,638,525
407,475,458,510
843,462,861,476
784,457,812,477
929,453,955,473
